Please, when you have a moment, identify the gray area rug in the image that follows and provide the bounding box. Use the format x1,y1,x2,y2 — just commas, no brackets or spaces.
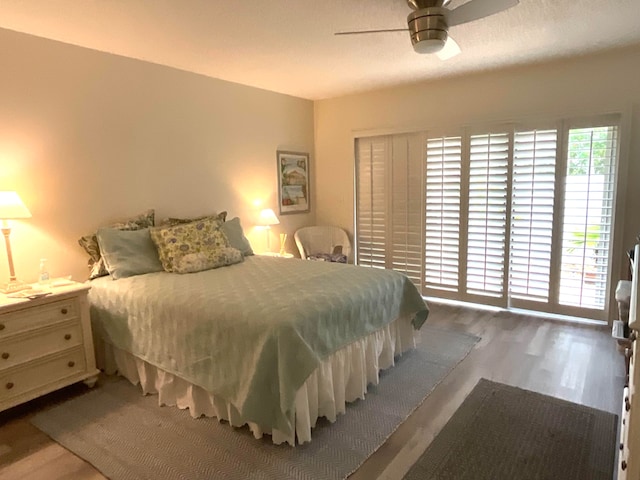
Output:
31,325,478,480
404,378,618,480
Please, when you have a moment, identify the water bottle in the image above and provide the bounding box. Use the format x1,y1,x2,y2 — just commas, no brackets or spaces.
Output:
39,258,50,286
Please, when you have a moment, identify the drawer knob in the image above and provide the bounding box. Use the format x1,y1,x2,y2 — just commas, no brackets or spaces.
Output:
0,324,4,331
61,308,68,315
68,360,75,368
64,334,72,340
5,382,13,390
622,460,628,470
1,352,8,360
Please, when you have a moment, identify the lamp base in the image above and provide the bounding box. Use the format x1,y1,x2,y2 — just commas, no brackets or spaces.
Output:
0,279,32,294
279,233,288,256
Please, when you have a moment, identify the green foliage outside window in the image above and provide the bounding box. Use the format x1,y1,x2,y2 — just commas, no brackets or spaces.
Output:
567,127,613,176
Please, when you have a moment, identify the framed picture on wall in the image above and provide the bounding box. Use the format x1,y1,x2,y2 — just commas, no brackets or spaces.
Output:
277,150,310,215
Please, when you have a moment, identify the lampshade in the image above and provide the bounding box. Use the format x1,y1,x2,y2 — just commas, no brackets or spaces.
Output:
258,208,280,227
0,191,32,219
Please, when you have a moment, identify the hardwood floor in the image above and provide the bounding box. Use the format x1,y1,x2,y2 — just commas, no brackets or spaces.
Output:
0,301,624,479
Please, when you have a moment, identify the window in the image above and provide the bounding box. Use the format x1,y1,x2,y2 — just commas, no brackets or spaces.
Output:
356,137,388,270
559,125,618,310
424,136,462,292
355,116,622,321
509,129,557,304
466,133,509,300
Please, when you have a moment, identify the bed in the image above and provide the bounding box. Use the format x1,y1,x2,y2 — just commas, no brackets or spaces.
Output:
82,212,429,445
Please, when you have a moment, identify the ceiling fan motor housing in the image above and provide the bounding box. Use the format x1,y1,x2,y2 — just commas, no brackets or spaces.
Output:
408,7,449,54
407,0,450,9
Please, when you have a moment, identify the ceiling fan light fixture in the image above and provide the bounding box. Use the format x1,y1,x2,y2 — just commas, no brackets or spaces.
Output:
413,37,446,54
408,7,448,54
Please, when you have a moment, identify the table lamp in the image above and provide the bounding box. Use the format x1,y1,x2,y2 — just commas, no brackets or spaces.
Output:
0,191,32,293
258,208,279,251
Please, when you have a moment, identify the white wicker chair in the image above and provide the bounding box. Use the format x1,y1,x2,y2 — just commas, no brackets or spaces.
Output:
294,226,352,263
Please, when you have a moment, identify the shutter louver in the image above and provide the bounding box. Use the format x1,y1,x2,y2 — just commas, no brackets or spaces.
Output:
356,137,387,269
559,126,618,309
509,130,557,302
424,136,462,292
466,133,509,298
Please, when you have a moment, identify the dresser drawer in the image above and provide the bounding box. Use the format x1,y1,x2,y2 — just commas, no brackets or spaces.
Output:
0,348,86,402
0,299,78,338
0,321,83,370
621,386,631,473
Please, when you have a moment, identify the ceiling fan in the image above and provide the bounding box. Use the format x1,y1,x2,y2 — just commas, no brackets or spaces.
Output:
335,0,519,60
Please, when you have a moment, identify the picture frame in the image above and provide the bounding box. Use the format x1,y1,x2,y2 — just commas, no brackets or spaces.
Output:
277,150,310,215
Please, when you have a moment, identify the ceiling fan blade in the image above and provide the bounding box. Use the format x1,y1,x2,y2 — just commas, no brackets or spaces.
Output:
335,28,409,36
436,37,461,60
448,0,519,27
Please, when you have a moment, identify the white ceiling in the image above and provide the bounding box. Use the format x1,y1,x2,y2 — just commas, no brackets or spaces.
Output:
0,0,639,100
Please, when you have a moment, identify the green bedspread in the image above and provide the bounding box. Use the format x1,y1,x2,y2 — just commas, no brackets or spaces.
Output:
88,256,428,435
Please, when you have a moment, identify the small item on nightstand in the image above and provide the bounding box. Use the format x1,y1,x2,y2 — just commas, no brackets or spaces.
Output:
38,258,50,286
7,289,50,299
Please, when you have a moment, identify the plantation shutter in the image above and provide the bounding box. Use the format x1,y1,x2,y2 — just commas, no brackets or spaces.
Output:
509,129,557,303
354,114,623,321
356,136,388,269
559,125,619,309
466,133,510,300
424,136,462,293
390,134,424,287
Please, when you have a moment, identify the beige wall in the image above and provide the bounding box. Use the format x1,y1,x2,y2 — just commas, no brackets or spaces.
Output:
0,28,315,283
315,45,640,272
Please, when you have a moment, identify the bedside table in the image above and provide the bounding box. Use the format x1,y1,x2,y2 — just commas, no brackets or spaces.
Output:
259,252,294,258
0,281,100,412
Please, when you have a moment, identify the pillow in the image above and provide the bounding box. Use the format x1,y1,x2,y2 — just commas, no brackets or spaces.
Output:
308,253,348,263
172,246,244,274
161,211,227,227
96,228,163,279
221,217,254,256
78,209,155,279
150,217,233,273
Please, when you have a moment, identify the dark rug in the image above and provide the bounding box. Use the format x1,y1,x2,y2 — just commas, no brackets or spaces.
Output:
404,378,618,480
30,325,479,480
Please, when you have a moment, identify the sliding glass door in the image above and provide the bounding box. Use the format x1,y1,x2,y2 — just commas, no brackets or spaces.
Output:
355,116,622,320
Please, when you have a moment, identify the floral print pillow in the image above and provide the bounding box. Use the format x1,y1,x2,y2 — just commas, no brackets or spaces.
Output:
150,217,242,273
173,246,244,274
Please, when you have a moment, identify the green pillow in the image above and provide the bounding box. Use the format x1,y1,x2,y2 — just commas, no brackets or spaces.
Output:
78,209,155,279
96,227,163,279
221,217,254,256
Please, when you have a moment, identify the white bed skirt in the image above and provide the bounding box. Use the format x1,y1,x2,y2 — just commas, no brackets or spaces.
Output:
95,315,419,446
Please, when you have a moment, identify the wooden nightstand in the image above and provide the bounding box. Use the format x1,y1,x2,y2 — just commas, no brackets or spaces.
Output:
0,281,99,412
